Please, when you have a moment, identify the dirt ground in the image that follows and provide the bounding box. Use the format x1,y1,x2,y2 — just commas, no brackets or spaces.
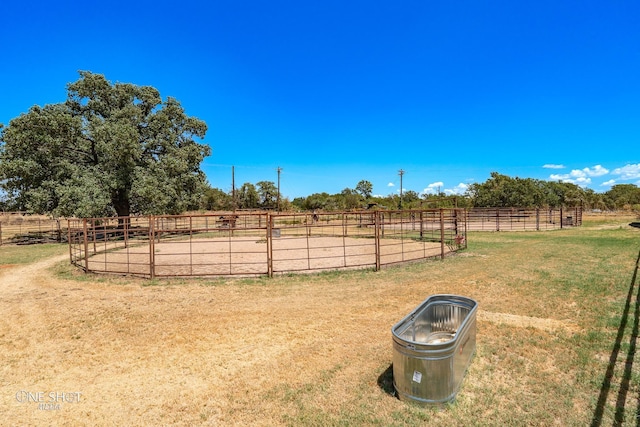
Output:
85,236,446,277
1,246,579,426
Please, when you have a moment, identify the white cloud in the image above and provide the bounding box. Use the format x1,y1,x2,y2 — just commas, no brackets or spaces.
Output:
548,165,608,186
543,164,565,169
612,164,640,180
444,183,469,195
421,182,444,194
601,179,616,187
583,165,609,177
387,182,395,187
549,172,591,186
421,182,468,196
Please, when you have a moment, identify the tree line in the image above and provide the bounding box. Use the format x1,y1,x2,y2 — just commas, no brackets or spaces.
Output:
200,173,640,213
1,72,638,217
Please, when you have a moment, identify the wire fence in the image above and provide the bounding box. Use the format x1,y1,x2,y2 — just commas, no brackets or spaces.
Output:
68,209,468,278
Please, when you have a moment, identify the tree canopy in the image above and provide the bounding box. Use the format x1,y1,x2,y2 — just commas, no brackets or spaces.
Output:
467,172,590,208
0,71,211,217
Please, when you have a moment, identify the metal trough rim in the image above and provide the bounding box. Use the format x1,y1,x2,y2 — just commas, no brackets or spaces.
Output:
391,294,478,346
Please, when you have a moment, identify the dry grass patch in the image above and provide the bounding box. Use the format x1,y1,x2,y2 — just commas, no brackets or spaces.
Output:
1,212,640,425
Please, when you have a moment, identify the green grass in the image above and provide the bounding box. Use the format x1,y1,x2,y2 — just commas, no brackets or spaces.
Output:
5,213,640,425
0,242,67,264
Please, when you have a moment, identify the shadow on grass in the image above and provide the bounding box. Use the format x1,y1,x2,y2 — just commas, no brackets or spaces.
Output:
377,363,397,398
590,248,640,427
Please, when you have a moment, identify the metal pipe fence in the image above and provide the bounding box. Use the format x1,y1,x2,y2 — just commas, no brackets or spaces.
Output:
66,207,581,278
466,207,582,231
0,215,64,245
68,209,468,278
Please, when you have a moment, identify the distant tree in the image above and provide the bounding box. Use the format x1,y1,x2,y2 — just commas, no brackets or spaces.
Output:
257,180,278,209
237,183,259,209
0,71,210,217
291,196,306,211
302,192,344,211
201,187,233,211
468,172,587,208
355,180,373,199
340,188,362,210
583,188,607,211
467,172,512,207
604,184,640,210
402,190,421,208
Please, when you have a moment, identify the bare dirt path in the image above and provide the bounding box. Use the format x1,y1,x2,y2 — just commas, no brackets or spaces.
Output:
1,249,583,426
1,253,70,289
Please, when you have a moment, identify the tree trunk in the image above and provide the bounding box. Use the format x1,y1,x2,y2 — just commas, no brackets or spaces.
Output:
113,192,131,228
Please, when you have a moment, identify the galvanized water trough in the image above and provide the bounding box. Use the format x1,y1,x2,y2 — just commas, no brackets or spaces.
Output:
392,294,478,405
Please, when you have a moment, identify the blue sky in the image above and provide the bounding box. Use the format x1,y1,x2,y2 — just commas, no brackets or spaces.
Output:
1,1,638,199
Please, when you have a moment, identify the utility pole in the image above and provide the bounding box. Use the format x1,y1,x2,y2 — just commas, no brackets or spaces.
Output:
398,169,405,209
276,166,282,211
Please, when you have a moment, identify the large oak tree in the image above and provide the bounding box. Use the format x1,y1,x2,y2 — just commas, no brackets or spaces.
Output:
0,71,211,217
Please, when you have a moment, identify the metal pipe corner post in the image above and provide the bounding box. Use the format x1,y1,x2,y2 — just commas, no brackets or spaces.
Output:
149,216,155,279
83,219,89,273
67,220,72,262
375,210,381,271
439,209,445,260
124,216,129,249
464,209,468,249
267,213,274,277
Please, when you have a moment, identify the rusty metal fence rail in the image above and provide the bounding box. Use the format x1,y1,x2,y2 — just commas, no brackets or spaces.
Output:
68,209,467,278
466,207,582,231
0,215,64,245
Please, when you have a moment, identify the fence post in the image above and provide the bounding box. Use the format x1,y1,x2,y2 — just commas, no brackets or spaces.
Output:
374,211,381,271
342,213,347,267
560,207,564,229
83,219,89,273
440,209,445,260
464,209,468,249
92,219,97,254
267,213,273,277
149,216,155,279
124,217,129,249
67,220,72,263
